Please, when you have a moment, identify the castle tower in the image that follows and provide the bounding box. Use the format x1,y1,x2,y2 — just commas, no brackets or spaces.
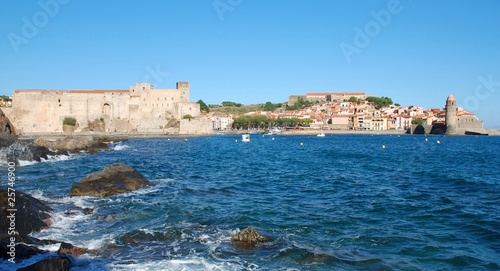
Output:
130,82,153,96
176,82,190,102
445,94,457,135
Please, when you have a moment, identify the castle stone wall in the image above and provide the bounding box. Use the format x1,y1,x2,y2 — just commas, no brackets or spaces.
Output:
7,82,203,134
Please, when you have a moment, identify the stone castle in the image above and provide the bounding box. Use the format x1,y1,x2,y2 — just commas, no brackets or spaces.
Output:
5,82,212,134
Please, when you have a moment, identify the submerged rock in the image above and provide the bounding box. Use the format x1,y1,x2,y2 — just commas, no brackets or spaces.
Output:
231,226,270,246
17,256,71,271
69,163,154,197
57,242,88,256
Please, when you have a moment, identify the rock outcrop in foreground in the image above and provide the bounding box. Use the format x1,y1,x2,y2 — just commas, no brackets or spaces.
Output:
232,226,269,246
0,189,53,261
0,189,53,237
69,164,154,197
17,256,71,271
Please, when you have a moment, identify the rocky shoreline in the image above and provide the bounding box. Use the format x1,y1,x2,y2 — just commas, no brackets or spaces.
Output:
1,163,267,270
0,134,128,166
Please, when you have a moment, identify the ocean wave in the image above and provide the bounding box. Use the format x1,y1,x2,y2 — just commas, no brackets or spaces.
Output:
16,153,77,167
112,143,131,151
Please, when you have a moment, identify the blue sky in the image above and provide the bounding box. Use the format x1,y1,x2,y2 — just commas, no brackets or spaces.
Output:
1,0,499,128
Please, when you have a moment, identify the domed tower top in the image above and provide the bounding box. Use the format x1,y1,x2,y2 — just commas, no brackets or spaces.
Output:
446,94,456,106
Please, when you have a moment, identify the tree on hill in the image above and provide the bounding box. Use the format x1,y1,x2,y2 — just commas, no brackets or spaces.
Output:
286,98,313,110
222,101,243,107
348,96,361,104
197,100,209,112
261,101,282,112
366,96,393,109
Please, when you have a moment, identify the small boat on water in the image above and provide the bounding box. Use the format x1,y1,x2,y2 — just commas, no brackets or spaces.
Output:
242,134,250,142
317,132,325,137
267,127,281,135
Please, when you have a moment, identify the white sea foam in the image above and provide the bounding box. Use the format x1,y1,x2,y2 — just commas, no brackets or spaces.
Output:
42,154,74,162
109,257,242,271
18,159,39,166
112,143,131,151
84,234,116,250
30,189,94,209
16,153,77,167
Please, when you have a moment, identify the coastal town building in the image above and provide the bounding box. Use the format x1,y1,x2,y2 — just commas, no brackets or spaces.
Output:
6,82,212,134
211,114,233,131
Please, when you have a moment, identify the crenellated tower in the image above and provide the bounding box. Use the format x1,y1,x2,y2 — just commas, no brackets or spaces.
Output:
176,82,190,102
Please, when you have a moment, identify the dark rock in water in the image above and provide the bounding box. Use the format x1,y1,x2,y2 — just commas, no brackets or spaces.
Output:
0,241,44,260
232,226,269,246
0,189,53,236
3,141,56,164
57,242,88,256
64,207,94,217
0,134,61,165
17,256,71,271
69,163,154,197
83,208,94,215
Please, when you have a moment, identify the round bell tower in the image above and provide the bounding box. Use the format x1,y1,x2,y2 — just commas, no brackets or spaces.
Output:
445,94,457,135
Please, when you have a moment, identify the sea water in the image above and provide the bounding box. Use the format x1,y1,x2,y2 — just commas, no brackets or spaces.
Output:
2,134,500,270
